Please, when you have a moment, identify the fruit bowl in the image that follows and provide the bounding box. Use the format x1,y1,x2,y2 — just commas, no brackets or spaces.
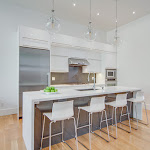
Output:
42,91,59,95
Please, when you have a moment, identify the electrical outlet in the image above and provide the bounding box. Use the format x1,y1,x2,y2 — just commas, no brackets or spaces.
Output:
52,77,55,81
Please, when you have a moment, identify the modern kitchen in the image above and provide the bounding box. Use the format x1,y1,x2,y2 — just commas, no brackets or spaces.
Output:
0,0,150,150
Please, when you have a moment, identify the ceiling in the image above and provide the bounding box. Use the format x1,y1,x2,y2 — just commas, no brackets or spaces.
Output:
5,0,150,31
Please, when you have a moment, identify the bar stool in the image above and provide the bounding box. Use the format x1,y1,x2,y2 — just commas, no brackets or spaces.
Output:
77,96,110,150
106,93,131,139
127,91,149,129
40,100,78,150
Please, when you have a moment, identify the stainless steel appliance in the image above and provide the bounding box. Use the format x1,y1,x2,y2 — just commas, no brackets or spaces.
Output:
105,69,117,86
68,58,89,66
19,47,50,117
105,79,117,86
106,69,116,79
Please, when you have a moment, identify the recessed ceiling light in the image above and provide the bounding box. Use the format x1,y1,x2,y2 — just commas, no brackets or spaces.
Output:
97,12,100,16
133,11,135,14
72,0,76,6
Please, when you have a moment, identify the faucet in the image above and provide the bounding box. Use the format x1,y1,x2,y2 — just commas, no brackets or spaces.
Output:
88,72,96,90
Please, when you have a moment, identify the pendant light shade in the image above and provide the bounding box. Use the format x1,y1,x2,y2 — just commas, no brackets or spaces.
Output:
113,36,122,46
84,22,96,41
84,0,96,41
46,0,61,34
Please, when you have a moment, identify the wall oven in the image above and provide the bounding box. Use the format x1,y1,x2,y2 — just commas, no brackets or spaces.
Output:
106,69,116,79
105,69,117,86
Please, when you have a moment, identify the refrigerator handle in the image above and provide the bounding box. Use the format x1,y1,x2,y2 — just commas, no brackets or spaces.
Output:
47,73,50,86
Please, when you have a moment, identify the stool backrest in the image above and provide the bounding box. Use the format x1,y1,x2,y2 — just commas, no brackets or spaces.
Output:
136,91,144,101
90,96,105,113
52,100,74,121
116,93,127,103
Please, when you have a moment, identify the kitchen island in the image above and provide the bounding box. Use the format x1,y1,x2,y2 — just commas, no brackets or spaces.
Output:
22,86,141,150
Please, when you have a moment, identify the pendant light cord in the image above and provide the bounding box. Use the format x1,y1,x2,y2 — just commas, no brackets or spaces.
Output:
115,0,118,38
116,0,118,66
52,0,55,12
89,0,92,23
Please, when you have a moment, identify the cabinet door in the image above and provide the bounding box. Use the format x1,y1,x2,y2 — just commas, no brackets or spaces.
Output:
19,26,50,50
68,48,88,59
82,59,101,73
51,55,69,72
51,46,69,57
102,53,117,69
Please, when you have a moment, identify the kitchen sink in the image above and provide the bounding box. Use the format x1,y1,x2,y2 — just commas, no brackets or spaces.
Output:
76,88,99,91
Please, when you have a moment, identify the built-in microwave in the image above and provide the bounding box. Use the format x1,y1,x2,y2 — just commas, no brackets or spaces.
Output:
106,69,116,79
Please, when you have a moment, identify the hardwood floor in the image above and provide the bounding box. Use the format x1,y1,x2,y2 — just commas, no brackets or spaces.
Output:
0,110,150,150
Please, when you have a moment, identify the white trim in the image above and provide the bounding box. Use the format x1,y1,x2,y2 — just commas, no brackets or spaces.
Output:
0,107,17,116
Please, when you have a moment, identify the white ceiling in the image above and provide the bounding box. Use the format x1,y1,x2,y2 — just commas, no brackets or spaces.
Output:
5,0,150,31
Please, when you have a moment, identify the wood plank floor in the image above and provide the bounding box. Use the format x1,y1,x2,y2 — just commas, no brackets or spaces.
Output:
0,110,150,150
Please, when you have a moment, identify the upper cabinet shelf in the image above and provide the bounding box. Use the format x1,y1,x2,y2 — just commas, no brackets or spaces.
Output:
52,33,116,53
19,26,51,50
19,26,115,53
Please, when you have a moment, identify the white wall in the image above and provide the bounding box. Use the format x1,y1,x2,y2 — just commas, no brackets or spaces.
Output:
0,1,107,116
107,14,150,109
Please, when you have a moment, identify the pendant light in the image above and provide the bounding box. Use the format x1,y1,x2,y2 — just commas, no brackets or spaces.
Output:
46,0,61,34
84,0,96,41
113,0,121,45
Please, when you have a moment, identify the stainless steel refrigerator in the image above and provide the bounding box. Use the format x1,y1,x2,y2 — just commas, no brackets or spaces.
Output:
19,47,50,118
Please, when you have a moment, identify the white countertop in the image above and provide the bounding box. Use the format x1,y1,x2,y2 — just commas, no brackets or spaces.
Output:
22,86,141,150
23,86,141,104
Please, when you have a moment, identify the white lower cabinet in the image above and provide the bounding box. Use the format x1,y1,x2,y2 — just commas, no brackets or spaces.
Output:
82,59,101,73
51,55,69,72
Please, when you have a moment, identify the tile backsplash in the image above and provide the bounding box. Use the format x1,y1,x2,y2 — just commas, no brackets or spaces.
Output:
51,67,96,85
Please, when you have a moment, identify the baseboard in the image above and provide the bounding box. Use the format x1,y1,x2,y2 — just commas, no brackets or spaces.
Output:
142,103,150,110
0,107,17,116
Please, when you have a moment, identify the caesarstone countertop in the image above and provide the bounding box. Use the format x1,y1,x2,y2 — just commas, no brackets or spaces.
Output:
23,86,141,103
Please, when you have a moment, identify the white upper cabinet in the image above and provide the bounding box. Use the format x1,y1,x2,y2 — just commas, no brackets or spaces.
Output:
51,46,69,57
52,34,73,46
82,59,101,73
101,53,117,69
51,55,69,72
19,26,51,50
52,33,113,52
87,51,101,60
68,48,88,59
51,46,69,72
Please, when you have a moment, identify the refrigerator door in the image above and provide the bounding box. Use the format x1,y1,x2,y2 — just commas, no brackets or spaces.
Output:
19,47,50,117
19,47,50,86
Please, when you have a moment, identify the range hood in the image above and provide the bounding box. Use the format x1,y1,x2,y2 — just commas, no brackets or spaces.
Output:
69,58,89,66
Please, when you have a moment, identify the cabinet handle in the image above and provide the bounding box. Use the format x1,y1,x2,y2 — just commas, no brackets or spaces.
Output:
47,73,50,86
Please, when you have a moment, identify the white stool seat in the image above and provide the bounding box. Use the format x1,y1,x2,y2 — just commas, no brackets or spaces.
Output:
77,96,110,150
106,100,127,107
106,93,131,138
43,111,73,122
78,105,105,113
40,100,78,150
43,112,52,120
127,91,149,129
127,98,144,103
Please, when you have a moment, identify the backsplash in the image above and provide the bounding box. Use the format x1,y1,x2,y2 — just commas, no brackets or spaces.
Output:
51,66,96,85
